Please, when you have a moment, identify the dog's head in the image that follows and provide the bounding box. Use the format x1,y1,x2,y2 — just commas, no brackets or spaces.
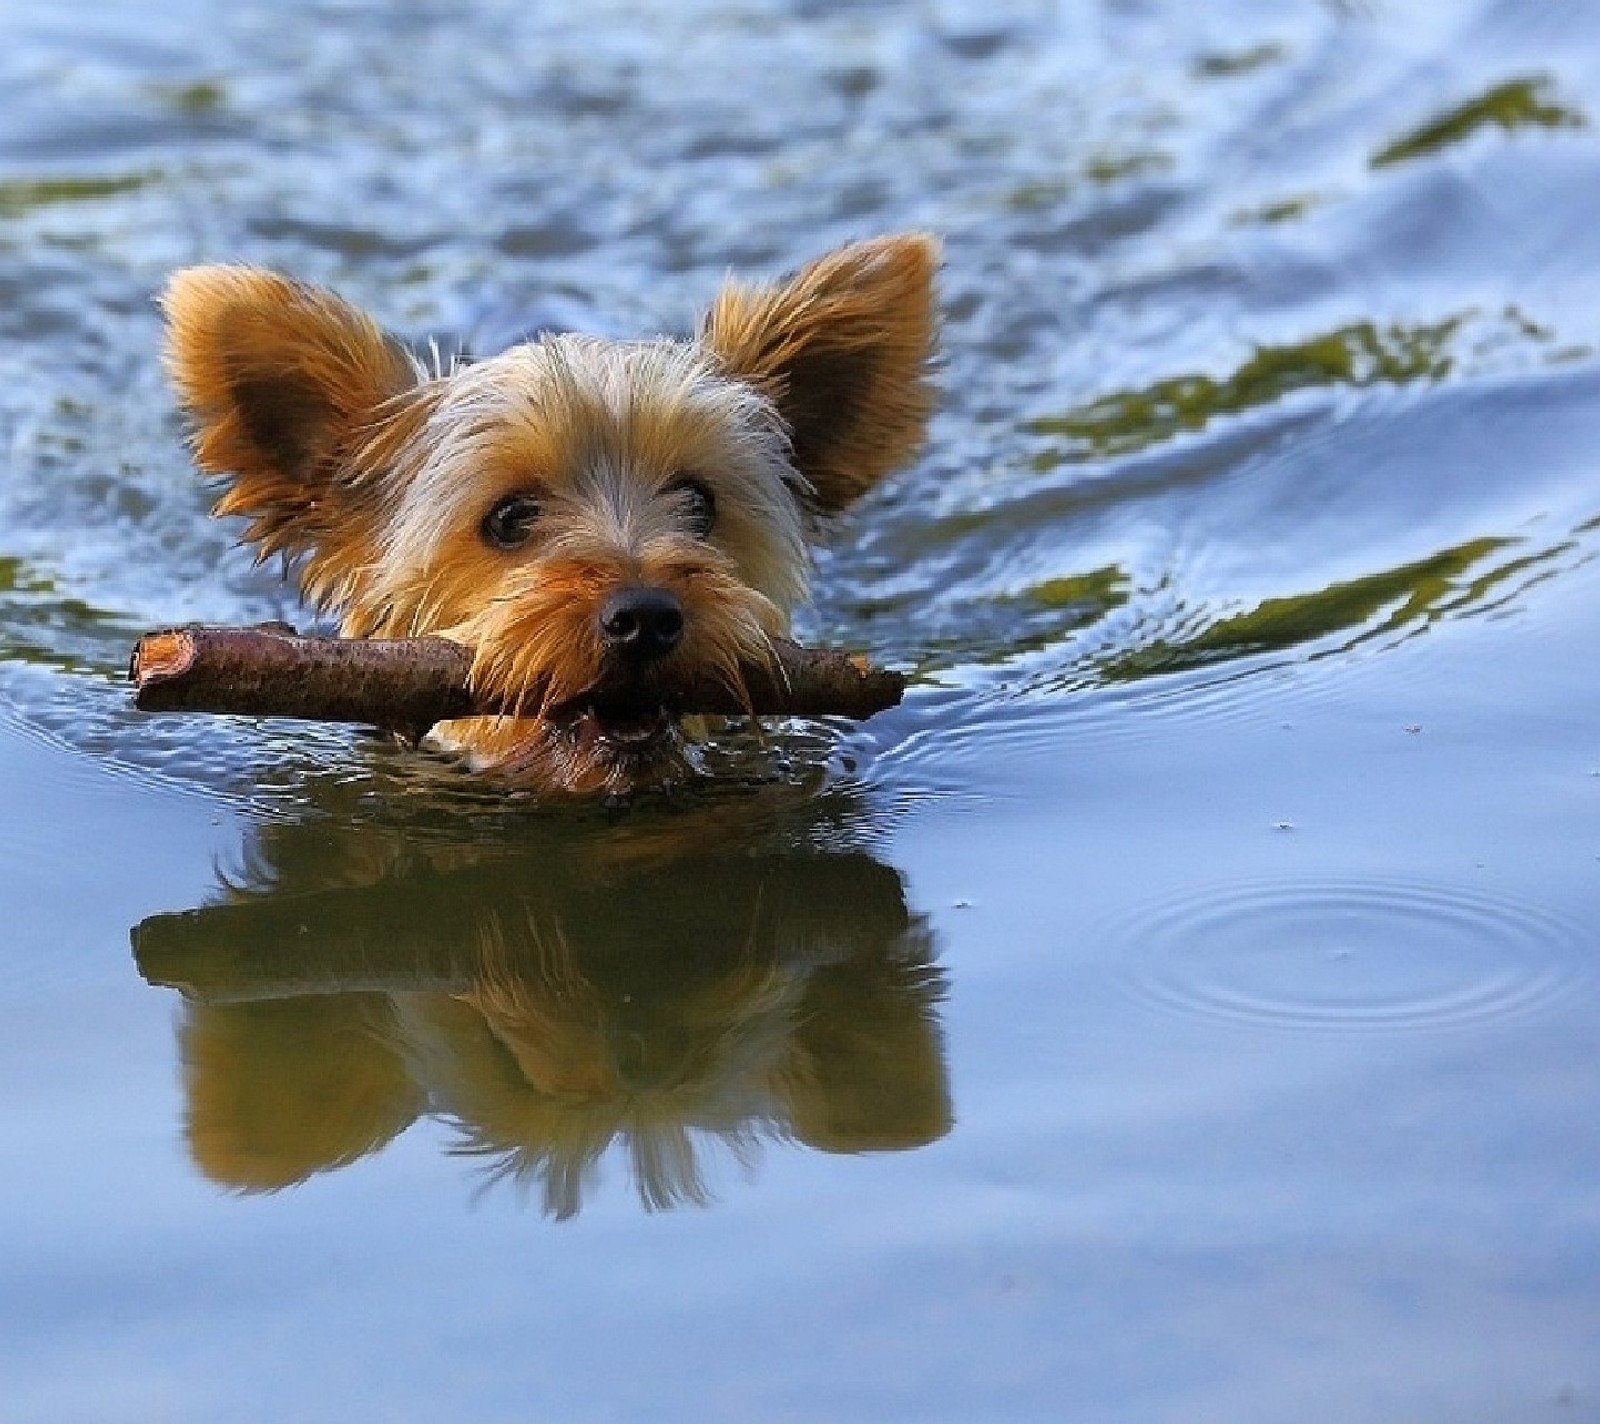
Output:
161,235,937,791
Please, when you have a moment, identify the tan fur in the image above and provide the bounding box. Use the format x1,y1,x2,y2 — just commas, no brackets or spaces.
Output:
162,235,939,792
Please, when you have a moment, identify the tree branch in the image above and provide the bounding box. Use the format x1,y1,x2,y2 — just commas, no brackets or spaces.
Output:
129,624,905,735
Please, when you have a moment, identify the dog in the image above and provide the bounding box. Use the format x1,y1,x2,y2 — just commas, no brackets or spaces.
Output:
161,235,938,793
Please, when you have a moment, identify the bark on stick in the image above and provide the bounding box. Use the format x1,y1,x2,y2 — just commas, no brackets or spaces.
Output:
129,625,905,733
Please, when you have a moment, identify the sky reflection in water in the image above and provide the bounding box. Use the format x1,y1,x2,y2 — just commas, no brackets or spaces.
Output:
3,0,1600,1419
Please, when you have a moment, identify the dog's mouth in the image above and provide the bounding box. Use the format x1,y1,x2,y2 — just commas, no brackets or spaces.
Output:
549,693,677,757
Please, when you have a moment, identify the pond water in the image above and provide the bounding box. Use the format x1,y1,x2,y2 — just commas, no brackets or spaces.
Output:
2,0,1599,1419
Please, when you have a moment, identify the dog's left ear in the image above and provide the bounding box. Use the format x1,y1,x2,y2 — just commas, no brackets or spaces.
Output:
702,233,938,514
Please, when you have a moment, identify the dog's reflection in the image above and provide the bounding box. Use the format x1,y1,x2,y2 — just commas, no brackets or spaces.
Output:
134,822,949,1218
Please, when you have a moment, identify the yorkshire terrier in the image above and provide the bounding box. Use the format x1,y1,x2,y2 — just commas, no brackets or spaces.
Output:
161,235,938,793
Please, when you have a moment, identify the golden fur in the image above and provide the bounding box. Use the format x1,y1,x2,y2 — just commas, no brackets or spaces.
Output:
162,234,939,792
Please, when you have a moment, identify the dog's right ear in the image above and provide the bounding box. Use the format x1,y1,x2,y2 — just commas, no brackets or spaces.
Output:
702,233,939,517
161,266,424,601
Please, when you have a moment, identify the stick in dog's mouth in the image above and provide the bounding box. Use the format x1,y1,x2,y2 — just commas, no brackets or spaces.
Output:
129,625,906,737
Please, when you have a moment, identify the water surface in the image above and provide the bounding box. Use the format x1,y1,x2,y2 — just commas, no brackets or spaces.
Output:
2,1,1599,1420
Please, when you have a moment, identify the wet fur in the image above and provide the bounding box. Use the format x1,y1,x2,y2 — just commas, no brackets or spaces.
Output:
162,235,938,792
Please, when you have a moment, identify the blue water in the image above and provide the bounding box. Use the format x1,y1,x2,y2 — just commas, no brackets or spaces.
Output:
2,1,1599,1419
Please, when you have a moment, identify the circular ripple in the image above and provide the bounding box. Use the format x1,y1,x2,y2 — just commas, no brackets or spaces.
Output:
1108,879,1592,1035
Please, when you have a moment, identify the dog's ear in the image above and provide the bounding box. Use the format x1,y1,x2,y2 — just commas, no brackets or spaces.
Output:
161,266,423,596
702,233,938,515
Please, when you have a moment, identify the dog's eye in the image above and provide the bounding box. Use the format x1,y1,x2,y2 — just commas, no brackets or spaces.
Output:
481,493,541,549
670,478,716,538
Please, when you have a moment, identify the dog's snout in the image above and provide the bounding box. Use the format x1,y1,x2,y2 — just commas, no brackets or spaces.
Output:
598,586,684,663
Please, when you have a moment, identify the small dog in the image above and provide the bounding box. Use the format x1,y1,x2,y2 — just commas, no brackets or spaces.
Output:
161,235,937,794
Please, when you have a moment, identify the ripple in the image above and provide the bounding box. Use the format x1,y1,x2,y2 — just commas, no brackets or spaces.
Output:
1106,878,1592,1035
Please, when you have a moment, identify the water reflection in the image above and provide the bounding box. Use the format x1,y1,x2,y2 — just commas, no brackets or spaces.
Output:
0,171,157,216
1027,317,1463,466
0,554,134,673
1097,532,1550,681
1024,309,1573,471
133,817,949,1219
1372,75,1586,169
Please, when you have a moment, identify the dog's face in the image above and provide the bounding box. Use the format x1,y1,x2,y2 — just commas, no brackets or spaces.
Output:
161,235,937,792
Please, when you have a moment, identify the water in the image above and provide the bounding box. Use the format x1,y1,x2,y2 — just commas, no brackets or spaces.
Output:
2,0,1599,1419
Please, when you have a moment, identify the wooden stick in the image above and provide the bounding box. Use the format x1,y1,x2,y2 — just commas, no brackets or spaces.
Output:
129,624,905,733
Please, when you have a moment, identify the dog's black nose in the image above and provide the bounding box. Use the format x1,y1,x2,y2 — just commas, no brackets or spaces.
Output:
598,586,684,663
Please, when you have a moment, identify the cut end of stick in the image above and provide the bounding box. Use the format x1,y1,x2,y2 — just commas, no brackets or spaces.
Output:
129,628,200,685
